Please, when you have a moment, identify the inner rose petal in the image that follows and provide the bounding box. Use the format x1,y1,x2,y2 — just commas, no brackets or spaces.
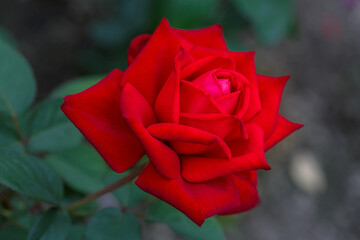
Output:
217,78,231,95
192,69,233,98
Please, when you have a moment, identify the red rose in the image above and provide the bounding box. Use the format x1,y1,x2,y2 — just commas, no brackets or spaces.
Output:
61,18,303,226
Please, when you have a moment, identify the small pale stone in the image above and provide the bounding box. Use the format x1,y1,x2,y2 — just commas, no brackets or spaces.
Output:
290,151,327,195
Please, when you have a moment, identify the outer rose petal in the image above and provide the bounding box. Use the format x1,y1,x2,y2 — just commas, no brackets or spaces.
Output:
181,124,269,182
248,75,289,139
219,171,260,215
136,163,240,226
61,69,144,172
128,23,228,67
174,24,228,51
127,34,151,65
120,83,181,179
147,123,231,159
121,18,191,106
264,115,304,151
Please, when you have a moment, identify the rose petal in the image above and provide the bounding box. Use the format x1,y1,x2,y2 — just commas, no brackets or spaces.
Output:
234,86,251,118
174,24,228,51
127,34,151,65
154,47,194,123
181,55,236,80
219,171,260,215
121,18,189,106
180,80,223,114
61,69,144,173
187,48,261,121
216,90,241,114
192,69,228,98
265,115,304,151
179,112,246,140
181,124,270,182
136,163,240,226
121,82,180,179
189,45,228,59
215,70,250,90
231,51,262,121
147,123,231,159
248,74,290,139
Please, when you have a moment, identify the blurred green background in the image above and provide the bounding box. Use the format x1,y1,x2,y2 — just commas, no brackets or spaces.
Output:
1,0,360,239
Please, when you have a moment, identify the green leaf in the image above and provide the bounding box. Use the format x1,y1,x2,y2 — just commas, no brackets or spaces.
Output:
18,214,35,230
0,38,36,116
0,151,63,204
104,171,149,207
46,144,108,194
155,0,218,28
0,27,17,47
66,225,84,240
85,208,141,240
147,201,226,240
23,98,82,153
9,194,36,229
27,208,71,240
0,114,23,151
0,226,28,240
50,75,104,99
231,0,294,45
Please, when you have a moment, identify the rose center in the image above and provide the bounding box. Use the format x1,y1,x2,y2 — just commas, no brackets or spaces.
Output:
216,77,231,95
192,70,234,98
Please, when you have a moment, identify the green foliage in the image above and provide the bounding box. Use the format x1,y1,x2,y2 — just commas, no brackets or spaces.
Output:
147,201,226,240
61,191,99,215
50,75,104,99
66,225,85,240
88,0,151,48
84,208,141,240
22,98,82,153
154,0,219,28
104,171,149,207
0,151,63,204
0,38,36,116
27,208,70,240
46,144,108,194
0,115,23,151
0,226,28,240
231,0,294,45
8,195,35,229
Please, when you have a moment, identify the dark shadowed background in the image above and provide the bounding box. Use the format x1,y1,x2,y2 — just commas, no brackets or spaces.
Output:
1,0,359,239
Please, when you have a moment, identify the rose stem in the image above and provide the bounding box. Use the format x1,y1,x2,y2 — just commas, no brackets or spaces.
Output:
64,163,146,211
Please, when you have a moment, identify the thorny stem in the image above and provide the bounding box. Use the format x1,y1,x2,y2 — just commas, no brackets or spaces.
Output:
64,164,146,211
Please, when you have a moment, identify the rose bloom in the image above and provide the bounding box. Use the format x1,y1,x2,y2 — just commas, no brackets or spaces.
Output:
62,18,303,226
